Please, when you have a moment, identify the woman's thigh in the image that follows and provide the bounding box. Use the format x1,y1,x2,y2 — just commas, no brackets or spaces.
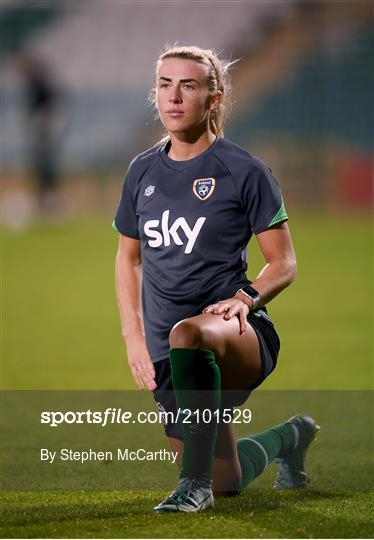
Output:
169,312,262,390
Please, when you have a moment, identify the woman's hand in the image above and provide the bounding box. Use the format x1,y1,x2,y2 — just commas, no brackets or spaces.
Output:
202,297,249,335
125,334,157,391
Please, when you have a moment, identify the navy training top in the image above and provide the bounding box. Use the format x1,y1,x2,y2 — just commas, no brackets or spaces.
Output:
113,137,288,363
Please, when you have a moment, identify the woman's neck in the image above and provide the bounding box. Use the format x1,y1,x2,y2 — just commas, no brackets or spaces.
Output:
167,130,217,161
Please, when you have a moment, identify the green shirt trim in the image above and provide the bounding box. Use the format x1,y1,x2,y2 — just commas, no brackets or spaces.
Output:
268,198,288,228
112,220,119,232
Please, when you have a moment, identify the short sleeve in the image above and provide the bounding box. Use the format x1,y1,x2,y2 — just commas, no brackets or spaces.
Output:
243,164,288,234
112,162,140,239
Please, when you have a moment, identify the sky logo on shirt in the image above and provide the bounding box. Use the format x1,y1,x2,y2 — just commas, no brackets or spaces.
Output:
144,210,206,254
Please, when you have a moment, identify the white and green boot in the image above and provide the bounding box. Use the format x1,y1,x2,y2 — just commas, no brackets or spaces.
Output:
154,477,214,512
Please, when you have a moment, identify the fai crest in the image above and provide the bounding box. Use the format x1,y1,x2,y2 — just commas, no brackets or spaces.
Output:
192,178,216,201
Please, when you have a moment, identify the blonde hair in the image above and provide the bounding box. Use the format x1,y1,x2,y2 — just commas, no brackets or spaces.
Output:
149,45,238,145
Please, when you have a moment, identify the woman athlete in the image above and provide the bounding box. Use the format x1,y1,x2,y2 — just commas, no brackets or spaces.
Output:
114,45,319,512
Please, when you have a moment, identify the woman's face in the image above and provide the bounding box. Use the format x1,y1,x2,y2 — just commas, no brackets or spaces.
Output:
155,57,213,136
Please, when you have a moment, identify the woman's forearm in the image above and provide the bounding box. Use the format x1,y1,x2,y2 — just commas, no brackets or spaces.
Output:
114,237,155,390
115,253,144,341
251,257,297,308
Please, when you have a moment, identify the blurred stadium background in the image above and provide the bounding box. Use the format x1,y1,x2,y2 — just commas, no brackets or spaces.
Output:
1,0,373,390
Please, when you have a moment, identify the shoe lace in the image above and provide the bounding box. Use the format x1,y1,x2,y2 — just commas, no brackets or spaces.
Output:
276,458,306,485
168,478,204,505
276,461,292,483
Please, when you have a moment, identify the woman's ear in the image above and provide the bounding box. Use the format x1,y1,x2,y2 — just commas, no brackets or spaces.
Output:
210,91,223,111
151,88,157,105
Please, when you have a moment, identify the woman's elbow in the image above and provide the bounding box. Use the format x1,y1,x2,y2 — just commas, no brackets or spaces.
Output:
285,256,297,286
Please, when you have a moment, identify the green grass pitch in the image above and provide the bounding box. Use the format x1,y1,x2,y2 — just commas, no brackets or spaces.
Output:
1,213,373,538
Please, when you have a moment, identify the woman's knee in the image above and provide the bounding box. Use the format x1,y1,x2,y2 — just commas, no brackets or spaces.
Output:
169,319,204,349
169,317,220,351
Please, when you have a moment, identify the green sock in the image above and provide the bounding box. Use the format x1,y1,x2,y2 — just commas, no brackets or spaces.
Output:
169,348,221,484
237,421,297,489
